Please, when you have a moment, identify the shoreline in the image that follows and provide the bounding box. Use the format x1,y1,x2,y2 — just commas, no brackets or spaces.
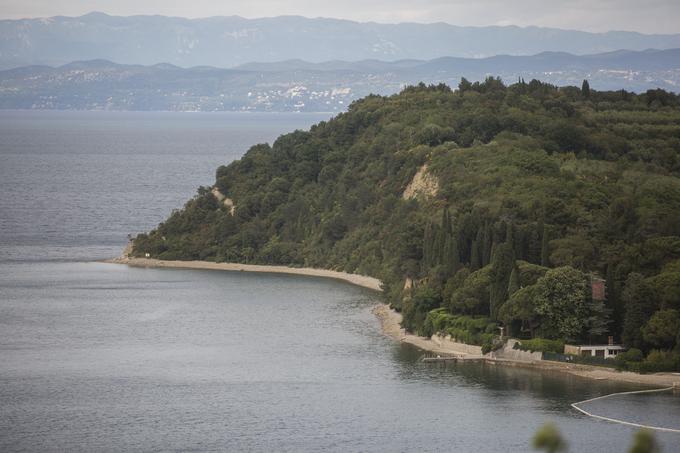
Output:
106,254,680,388
372,303,680,388
103,255,382,292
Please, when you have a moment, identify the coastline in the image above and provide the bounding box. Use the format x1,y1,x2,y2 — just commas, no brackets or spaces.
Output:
372,303,680,388
104,255,382,291
106,253,680,388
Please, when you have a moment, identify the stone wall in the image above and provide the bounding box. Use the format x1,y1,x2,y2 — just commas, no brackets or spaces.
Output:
491,339,542,361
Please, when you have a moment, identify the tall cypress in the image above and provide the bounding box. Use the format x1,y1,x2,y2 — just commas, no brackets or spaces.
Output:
582,79,591,98
605,262,623,339
489,242,515,320
507,264,520,296
470,240,481,271
540,224,550,267
481,223,492,266
621,273,656,349
423,222,434,268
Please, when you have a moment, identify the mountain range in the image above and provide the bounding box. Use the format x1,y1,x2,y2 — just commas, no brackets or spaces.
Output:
1,49,679,112
3,12,680,70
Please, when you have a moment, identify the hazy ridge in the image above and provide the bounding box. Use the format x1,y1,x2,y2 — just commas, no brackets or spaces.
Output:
2,49,679,112
3,12,680,70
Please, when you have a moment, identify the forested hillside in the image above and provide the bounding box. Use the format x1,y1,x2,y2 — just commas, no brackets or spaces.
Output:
134,79,680,370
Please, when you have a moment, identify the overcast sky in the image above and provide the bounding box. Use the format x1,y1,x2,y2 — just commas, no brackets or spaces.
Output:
1,0,679,34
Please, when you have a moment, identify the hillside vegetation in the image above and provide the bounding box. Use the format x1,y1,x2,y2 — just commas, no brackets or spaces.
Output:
134,78,680,369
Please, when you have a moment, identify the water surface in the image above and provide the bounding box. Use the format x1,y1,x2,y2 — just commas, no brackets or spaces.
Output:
1,111,678,452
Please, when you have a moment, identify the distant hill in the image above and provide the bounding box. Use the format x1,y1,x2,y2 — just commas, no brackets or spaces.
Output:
3,12,680,70
1,49,679,112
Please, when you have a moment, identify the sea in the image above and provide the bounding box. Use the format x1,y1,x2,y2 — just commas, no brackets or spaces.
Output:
1,110,678,452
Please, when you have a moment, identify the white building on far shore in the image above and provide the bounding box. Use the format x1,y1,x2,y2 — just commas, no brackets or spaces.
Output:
564,343,626,359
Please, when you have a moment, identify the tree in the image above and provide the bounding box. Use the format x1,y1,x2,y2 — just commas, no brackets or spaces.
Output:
534,266,590,341
628,429,660,453
642,309,680,350
458,77,472,93
402,284,442,334
499,284,540,337
532,423,567,453
482,223,493,266
586,298,611,343
470,240,481,271
540,224,550,267
581,79,591,98
489,242,515,320
507,264,521,296
622,273,657,349
448,266,492,315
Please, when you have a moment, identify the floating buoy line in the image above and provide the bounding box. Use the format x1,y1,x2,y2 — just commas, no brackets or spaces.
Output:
571,386,680,433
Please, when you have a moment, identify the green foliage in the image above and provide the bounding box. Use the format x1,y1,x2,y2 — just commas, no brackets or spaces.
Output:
498,284,540,337
619,349,680,373
622,273,657,349
489,242,515,319
628,429,660,453
448,265,492,315
422,308,496,345
532,423,567,453
402,284,442,335
642,309,680,350
515,338,564,354
134,80,680,362
533,266,592,341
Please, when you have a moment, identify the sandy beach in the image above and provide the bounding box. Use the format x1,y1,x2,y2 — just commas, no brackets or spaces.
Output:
105,255,382,291
372,303,680,388
107,253,680,388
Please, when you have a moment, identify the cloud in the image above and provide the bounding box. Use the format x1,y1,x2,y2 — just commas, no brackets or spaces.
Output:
0,0,679,34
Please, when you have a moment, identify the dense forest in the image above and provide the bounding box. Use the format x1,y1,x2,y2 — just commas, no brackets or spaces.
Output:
134,78,680,371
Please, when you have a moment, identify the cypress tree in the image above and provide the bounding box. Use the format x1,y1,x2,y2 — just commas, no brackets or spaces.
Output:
489,242,515,320
528,222,542,264
482,223,492,266
423,222,434,268
507,264,521,296
621,273,656,349
540,224,550,267
442,208,452,237
581,79,591,98
470,240,481,271
451,233,461,273
442,235,461,275
605,263,623,339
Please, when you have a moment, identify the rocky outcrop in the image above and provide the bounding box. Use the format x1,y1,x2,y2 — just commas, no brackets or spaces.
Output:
403,164,439,200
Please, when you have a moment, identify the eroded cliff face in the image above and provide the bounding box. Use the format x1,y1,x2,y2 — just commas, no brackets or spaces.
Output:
402,164,439,200
211,187,235,215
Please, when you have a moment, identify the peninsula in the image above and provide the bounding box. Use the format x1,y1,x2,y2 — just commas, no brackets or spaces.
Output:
127,79,680,378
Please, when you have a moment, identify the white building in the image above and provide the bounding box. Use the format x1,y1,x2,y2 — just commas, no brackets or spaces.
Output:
564,343,626,359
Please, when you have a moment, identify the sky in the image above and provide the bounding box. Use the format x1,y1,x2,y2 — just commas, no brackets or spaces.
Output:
1,0,679,34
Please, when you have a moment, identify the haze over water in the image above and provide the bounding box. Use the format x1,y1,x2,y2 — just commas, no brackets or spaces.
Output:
1,111,678,452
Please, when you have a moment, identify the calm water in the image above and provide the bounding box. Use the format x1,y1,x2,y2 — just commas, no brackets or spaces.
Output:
1,111,679,452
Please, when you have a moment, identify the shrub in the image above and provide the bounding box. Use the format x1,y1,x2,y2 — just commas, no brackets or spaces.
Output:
619,349,680,373
422,309,497,346
514,338,565,354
